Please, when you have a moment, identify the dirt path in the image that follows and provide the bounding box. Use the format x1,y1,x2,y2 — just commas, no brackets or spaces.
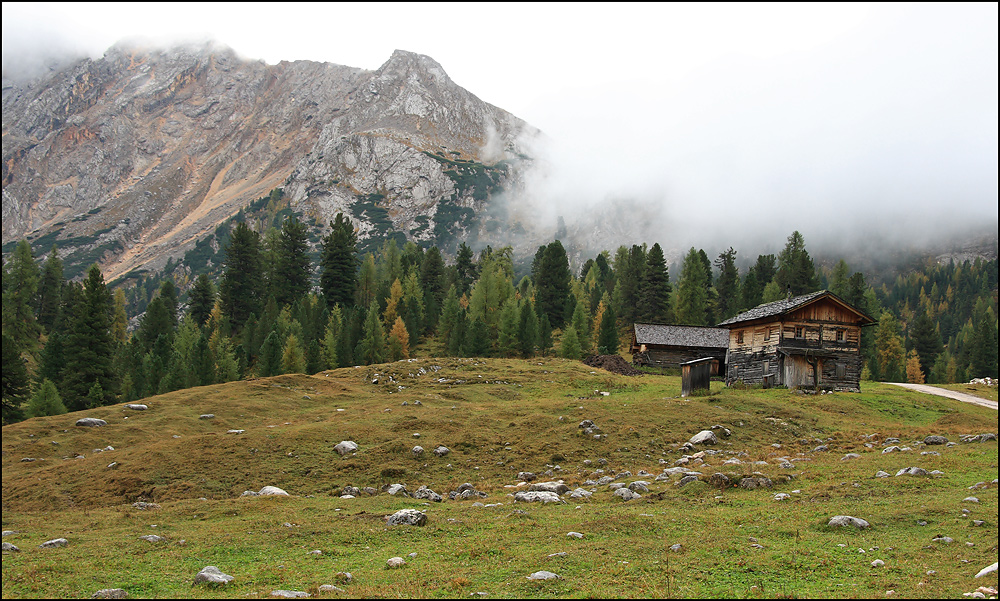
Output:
886,383,998,411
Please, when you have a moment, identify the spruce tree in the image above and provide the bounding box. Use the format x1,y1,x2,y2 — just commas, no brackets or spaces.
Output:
2,333,29,424
676,248,710,326
62,265,117,410
774,231,819,296
454,242,478,297
25,378,66,418
497,299,520,358
535,240,572,329
714,247,740,321
518,299,539,358
910,309,943,377
464,317,491,357
355,301,387,365
258,331,282,377
637,242,673,324
37,246,64,332
3,240,40,351
188,273,215,326
321,305,343,369
597,302,618,354
560,326,582,360
320,213,358,309
273,216,311,307
612,245,646,328
220,221,263,331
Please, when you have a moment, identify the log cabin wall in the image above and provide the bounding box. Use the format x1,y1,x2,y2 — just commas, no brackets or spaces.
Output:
725,322,782,385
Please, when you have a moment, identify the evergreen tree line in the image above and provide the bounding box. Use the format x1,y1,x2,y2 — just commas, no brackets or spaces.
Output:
3,220,997,424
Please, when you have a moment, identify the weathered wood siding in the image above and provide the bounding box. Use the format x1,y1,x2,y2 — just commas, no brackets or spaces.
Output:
634,347,726,372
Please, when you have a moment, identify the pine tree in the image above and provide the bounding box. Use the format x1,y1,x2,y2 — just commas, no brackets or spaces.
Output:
637,242,673,324
320,213,358,309
37,246,64,332
258,331,282,377
188,273,216,326
597,301,618,354
714,247,740,321
112,288,129,345
454,242,478,297
281,332,307,374
86,380,105,409
2,333,29,424
25,378,67,418
910,309,943,377
535,240,572,329
518,299,539,358
774,231,819,296
273,216,311,307
612,245,646,329
560,326,582,360
220,221,263,331
388,316,410,361
830,260,851,298
62,265,117,410
874,311,905,382
355,301,387,365
463,317,491,357
676,248,710,326
905,349,925,383
2,239,40,351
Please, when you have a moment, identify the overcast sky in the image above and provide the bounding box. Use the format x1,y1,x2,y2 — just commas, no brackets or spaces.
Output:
3,2,997,255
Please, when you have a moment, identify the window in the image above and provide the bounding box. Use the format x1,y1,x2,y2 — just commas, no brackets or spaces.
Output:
737,331,744,344
836,329,845,342
795,326,804,339
764,328,771,341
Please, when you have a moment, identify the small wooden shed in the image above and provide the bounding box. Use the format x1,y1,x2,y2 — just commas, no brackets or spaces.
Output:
630,324,729,374
681,357,714,397
717,290,875,392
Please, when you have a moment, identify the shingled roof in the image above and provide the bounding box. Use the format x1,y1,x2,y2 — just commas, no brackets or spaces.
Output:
632,324,729,349
717,290,873,327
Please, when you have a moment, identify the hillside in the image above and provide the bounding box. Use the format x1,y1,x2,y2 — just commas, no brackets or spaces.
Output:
2,358,997,598
2,42,536,280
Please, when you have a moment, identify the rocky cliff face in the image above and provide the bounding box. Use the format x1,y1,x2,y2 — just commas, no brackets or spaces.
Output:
2,42,535,279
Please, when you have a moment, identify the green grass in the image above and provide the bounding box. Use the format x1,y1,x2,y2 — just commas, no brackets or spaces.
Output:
2,358,997,598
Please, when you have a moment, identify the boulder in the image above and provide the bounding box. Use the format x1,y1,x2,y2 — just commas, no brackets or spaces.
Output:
975,562,998,578
526,571,560,580
412,486,443,502
528,481,569,495
2,542,20,553
614,488,640,501
386,509,427,526
194,566,233,585
139,535,165,543
828,515,870,529
411,445,424,456
199,414,215,420
270,591,310,598
895,467,929,477
841,453,861,461
258,486,289,496
92,589,128,599
39,538,69,548
334,441,358,455
689,431,718,445
628,481,649,493
124,404,147,411
385,483,409,497
739,476,773,490
923,435,948,445
517,471,537,482
568,488,592,499
514,491,564,504
386,557,406,568
76,418,107,427
433,446,450,457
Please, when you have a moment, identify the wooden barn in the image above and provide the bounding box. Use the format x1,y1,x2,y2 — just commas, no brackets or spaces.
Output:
717,290,875,392
630,324,729,374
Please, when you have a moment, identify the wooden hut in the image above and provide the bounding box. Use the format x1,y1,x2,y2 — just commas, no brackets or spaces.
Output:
630,324,729,374
717,290,875,392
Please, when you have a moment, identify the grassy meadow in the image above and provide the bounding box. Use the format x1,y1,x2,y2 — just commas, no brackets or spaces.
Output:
2,357,997,598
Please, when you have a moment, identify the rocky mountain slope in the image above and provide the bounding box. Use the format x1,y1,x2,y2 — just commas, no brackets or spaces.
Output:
2,42,536,280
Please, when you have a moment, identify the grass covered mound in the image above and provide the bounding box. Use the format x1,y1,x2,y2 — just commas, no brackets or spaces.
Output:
2,357,997,598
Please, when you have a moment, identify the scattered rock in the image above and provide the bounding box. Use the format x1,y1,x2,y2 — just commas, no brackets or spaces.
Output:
385,483,409,497
517,471,537,482
708,473,730,487
124,404,147,411
669,543,682,552
828,516,870,529
92,589,128,599
841,453,861,461
526,570,561,581
2,531,15,537
139,535,164,543
774,493,791,501
193,566,233,585
199,414,215,420
567,531,584,538
739,476,773,490
386,557,406,569
317,585,345,593
875,471,890,478
882,446,901,454
514,491,564,504
963,497,980,503
433,446,450,457
689,431,719,446
412,486,443,502
258,486,289,496
334,441,358,455
568,488,593,500
386,509,427,527
226,429,245,434
411,446,424,456
923,435,948,445
39,538,69,548
528,482,570,495
614,488,640,501
76,418,107,427
872,559,885,568
895,467,929,477
270,591,310,598
932,535,954,543
975,562,998,578
2,542,20,553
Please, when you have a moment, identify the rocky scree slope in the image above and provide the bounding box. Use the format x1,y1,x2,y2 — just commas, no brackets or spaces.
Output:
2,42,535,279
